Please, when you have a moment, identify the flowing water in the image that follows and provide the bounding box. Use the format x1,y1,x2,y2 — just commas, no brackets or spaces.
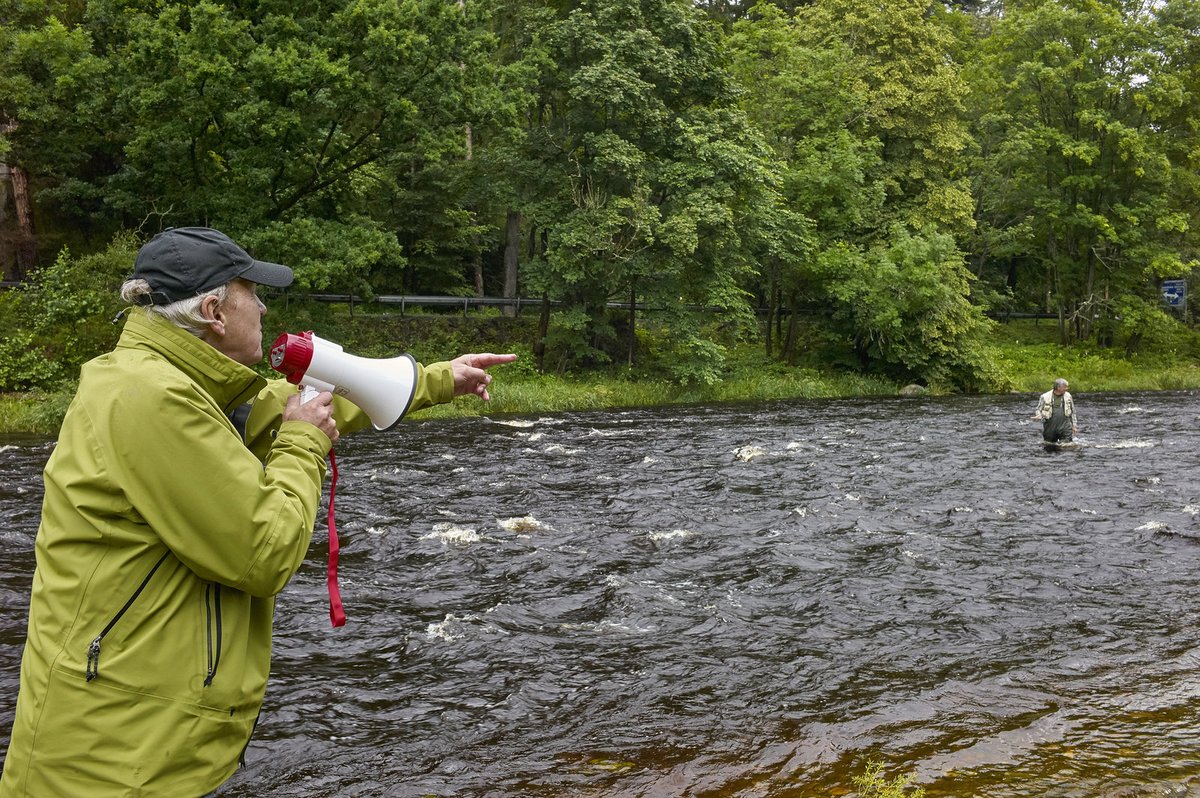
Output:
3,391,1200,797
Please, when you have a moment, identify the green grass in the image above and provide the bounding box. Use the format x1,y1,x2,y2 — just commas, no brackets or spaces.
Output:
997,343,1200,392
408,361,902,422
991,321,1200,393
6,346,1200,434
0,388,75,436
4,315,1200,435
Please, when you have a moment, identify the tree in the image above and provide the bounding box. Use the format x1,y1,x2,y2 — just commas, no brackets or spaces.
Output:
730,0,998,388
813,226,1004,389
729,3,872,362
509,0,782,383
0,0,493,294
793,0,976,239
966,0,1200,346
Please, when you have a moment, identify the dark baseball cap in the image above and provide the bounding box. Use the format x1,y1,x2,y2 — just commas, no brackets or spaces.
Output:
130,227,294,306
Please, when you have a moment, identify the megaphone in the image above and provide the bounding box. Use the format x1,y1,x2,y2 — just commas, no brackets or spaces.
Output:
269,331,418,430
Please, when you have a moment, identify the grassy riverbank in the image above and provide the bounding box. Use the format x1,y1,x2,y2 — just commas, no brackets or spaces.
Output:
2,315,1199,436
0,361,903,434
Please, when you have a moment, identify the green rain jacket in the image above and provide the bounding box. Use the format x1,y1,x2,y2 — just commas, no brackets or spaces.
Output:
0,308,452,797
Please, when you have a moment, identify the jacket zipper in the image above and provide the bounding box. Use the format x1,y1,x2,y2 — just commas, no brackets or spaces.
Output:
204,582,223,685
86,551,170,682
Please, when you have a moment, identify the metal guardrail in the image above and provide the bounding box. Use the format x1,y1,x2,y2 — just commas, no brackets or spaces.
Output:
0,281,1064,320
296,293,1062,320
304,293,548,311
295,293,669,313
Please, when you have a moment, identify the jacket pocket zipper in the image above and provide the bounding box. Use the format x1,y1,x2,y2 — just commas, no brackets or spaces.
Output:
86,551,171,682
204,582,223,685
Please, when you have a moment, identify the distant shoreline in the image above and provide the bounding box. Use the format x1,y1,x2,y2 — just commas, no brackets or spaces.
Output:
4,356,1198,437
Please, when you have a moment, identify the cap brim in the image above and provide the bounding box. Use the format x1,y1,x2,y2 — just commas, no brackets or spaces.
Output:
239,259,294,289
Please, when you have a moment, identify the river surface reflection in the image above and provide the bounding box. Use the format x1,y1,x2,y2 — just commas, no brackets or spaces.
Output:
2,391,1200,796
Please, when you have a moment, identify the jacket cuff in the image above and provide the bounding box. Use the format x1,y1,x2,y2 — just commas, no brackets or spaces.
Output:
278,419,334,457
421,362,455,405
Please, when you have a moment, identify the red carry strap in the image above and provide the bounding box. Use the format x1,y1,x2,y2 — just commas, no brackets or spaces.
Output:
326,450,346,627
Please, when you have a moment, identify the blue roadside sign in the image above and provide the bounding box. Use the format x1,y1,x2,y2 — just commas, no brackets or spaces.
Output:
1162,279,1187,308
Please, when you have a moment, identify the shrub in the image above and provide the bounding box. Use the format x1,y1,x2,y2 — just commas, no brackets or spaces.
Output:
0,233,139,392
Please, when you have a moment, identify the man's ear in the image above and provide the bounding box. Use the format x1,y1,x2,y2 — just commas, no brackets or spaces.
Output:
199,294,224,336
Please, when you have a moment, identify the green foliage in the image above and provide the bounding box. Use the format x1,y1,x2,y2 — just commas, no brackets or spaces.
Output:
3,0,1199,395
0,234,138,391
263,299,544,372
812,227,1006,391
791,0,975,237
2,0,488,269
965,0,1200,339
991,318,1200,392
660,334,728,387
8,302,1200,434
506,0,780,373
853,760,925,798
0,331,62,391
241,216,404,295
0,385,76,434
1106,295,1185,356
727,0,984,375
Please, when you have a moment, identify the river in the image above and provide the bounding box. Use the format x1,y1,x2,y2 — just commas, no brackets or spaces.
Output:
2,391,1200,797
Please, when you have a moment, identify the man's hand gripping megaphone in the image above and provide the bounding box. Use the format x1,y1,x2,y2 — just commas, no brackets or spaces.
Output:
284,389,340,444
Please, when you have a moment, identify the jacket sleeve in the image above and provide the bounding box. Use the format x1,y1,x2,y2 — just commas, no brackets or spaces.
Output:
410,361,455,412
107,375,332,597
241,379,372,459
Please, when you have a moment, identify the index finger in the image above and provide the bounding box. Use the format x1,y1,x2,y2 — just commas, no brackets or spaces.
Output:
470,353,518,369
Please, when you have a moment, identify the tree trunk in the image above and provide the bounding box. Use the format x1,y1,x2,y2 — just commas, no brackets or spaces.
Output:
775,286,784,347
782,289,800,365
11,165,34,279
764,278,776,357
472,251,484,297
535,292,551,372
503,209,520,317
463,117,485,297
1081,250,1096,340
626,280,636,367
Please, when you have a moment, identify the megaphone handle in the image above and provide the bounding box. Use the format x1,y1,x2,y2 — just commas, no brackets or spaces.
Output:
326,450,346,628
299,376,336,404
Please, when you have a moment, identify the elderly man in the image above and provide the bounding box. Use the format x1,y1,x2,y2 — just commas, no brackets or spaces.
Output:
0,227,515,797
1033,377,1079,443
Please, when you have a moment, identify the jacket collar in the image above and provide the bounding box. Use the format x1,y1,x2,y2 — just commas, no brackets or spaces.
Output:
116,308,266,413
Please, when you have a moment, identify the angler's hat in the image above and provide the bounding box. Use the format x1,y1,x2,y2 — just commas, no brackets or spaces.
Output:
131,227,293,306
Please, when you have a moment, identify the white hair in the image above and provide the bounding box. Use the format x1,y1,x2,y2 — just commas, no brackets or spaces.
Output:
120,279,230,338
1054,378,1069,389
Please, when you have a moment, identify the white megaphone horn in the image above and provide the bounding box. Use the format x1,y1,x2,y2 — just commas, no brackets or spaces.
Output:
268,331,418,431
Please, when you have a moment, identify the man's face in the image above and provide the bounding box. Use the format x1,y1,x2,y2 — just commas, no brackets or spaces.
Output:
212,278,268,366
1054,384,1067,395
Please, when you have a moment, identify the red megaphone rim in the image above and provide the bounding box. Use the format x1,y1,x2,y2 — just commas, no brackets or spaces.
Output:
269,331,314,385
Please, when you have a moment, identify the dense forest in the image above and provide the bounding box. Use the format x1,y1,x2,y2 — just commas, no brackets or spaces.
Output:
0,0,1197,392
